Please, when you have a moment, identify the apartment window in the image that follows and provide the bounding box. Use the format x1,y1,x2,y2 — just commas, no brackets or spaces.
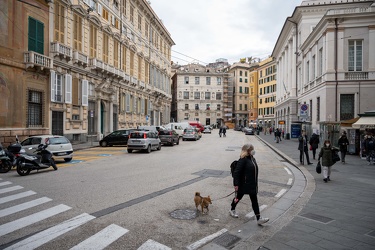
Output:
245,87,249,94
122,45,127,71
206,104,210,110
121,0,126,15
54,1,64,43
102,8,109,21
318,48,323,76
88,82,95,96
245,79,248,83
90,24,97,57
194,92,200,100
216,92,222,100
239,86,243,93
102,33,109,63
28,17,44,54
195,104,199,110
184,76,189,84
240,71,243,76
239,78,243,82
206,77,211,85
73,13,83,51
145,22,149,39
259,99,262,104
138,56,142,80
52,74,63,102
316,97,320,121
312,55,316,80
205,92,211,100
185,104,189,110
244,104,248,111
348,40,363,71
217,77,222,85
145,61,149,83
130,50,134,75
259,88,262,95
306,61,310,83
27,90,43,127
239,104,242,111
138,14,142,31
195,77,200,85
113,40,119,68
245,71,248,77
217,104,221,110
130,5,134,23
340,94,355,120
309,99,313,119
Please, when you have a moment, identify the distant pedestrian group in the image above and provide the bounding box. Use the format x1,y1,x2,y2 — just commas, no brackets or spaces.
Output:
219,126,226,137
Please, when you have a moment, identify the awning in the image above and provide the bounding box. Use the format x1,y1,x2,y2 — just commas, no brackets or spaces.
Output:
340,117,360,127
352,116,375,129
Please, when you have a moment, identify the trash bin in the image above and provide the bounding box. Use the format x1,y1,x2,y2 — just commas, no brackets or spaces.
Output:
285,133,290,140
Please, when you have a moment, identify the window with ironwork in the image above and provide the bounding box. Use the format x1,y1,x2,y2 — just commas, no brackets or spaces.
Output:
27,90,43,127
316,97,320,121
340,94,354,120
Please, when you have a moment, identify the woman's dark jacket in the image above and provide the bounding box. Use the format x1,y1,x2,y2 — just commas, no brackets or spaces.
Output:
233,156,258,195
318,146,335,167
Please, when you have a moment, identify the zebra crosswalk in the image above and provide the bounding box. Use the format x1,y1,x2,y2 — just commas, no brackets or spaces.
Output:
0,179,170,249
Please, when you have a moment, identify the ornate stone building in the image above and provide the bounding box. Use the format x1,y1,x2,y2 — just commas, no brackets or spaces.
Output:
0,0,174,144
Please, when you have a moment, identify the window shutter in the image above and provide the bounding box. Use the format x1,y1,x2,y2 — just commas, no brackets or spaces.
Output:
82,79,88,106
97,3,102,15
65,74,72,104
50,70,56,102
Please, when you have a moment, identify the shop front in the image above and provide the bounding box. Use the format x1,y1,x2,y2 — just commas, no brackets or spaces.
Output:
352,111,375,159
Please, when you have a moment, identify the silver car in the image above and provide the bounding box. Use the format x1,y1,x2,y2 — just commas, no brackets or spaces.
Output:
127,131,161,153
20,135,73,162
182,128,200,141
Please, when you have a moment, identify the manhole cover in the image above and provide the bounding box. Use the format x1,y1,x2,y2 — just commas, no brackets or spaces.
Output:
300,213,334,224
170,209,197,220
214,233,241,248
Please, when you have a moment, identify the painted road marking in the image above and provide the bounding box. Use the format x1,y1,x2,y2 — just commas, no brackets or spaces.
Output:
0,181,12,187
287,178,293,185
0,191,37,204
275,188,287,198
0,197,52,218
138,239,171,250
0,185,23,194
71,224,128,250
245,204,268,219
284,167,292,175
0,204,71,237
5,213,95,250
186,228,228,250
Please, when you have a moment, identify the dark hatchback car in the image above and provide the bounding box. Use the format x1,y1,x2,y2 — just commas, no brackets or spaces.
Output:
99,129,136,147
158,129,179,146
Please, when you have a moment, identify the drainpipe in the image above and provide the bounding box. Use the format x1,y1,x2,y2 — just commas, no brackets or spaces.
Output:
287,18,298,134
335,18,338,121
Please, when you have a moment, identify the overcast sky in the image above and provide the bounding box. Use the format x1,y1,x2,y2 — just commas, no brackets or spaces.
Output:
149,0,302,65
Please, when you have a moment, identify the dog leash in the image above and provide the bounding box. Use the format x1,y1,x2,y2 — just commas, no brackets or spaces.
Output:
212,191,235,201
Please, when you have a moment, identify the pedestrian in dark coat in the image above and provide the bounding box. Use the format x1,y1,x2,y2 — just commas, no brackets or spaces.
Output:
338,131,349,163
219,127,223,137
298,131,312,165
229,143,269,225
318,140,337,183
309,133,320,159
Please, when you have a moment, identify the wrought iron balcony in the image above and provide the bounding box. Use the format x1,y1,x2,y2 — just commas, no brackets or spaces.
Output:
24,51,53,70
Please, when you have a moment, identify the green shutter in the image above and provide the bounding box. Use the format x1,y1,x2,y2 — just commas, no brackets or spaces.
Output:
28,17,44,54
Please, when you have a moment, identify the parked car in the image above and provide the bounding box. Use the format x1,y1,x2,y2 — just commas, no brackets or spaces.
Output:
203,126,211,134
20,135,73,162
182,128,200,141
158,129,179,146
244,127,255,135
99,129,136,147
127,131,161,153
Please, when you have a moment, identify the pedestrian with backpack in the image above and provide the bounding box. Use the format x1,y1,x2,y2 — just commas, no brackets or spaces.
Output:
229,143,269,225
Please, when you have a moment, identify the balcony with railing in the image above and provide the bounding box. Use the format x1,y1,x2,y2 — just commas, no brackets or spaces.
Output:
138,80,145,89
24,51,53,70
50,42,72,59
73,51,88,66
344,71,369,80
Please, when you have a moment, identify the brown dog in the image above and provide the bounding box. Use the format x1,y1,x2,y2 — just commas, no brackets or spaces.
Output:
194,192,212,214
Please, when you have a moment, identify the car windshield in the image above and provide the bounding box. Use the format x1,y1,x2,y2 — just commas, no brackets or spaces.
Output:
49,137,70,144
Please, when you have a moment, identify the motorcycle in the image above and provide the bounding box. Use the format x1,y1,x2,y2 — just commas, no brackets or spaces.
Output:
16,143,57,176
1,136,24,173
0,144,12,173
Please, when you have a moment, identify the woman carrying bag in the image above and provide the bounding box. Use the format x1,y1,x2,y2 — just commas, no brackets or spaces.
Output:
318,140,338,183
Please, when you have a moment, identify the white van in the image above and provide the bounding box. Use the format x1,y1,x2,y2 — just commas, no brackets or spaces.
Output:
137,125,164,133
163,122,189,137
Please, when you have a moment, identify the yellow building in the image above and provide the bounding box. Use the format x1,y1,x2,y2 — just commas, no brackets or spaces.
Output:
257,57,276,129
249,67,259,127
0,0,174,144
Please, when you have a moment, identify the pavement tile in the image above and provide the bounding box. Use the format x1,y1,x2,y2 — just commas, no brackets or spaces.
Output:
314,238,353,250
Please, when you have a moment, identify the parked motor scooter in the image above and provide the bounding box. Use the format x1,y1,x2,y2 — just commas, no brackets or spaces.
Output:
0,143,12,173
1,136,24,173
16,143,57,176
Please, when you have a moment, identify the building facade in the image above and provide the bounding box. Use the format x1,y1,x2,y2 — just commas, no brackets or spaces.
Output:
0,0,174,144
171,63,227,126
257,57,276,128
273,0,375,143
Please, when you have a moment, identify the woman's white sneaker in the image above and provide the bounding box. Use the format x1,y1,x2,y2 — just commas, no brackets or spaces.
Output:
257,217,269,225
229,210,239,218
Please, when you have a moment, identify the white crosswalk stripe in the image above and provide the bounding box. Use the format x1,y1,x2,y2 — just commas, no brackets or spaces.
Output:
4,213,95,250
70,224,129,250
0,204,71,237
0,181,12,187
0,197,52,218
0,185,23,194
0,190,36,204
138,239,172,250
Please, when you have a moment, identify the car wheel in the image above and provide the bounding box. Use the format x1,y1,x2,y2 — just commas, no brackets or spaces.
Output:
182,138,185,141
100,141,107,147
157,143,161,150
146,145,151,153
127,149,133,153
64,158,72,162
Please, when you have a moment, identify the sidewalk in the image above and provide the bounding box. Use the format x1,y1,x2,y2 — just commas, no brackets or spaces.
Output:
242,134,375,249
